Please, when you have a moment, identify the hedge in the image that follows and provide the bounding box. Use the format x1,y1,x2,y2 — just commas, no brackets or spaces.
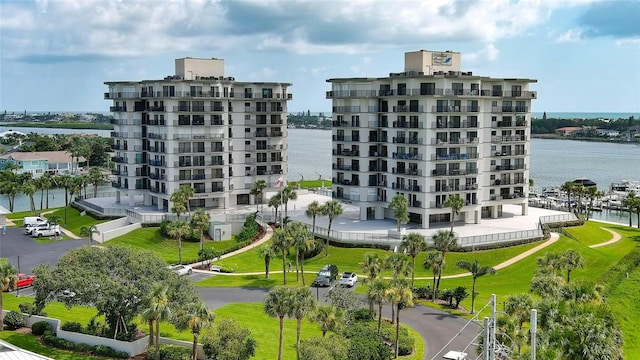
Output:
42,331,129,359
600,245,640,295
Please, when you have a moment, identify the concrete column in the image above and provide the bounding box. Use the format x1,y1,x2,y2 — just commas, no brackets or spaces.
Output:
115,191,121,204
360,206,367,221
475,209,480,224
128,193,135,207
144,194,152,206
491,205,498,219
521,202,529,215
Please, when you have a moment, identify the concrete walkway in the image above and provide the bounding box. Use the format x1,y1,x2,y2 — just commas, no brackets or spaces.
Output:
590,227,622,248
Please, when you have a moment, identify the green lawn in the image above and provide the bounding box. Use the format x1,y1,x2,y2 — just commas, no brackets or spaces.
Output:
48,207,108,235
196,272,319,288
288,179,332,189
105,227,237,265
7,209,61,220
608,261,640,358
0,332,103,360
564,221,614,246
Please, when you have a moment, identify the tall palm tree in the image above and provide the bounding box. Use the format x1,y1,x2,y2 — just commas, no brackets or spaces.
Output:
269,193,282,225
287,222,313,285
190,208,211,251
170,184,194,219
455,260,496,313
360,252,384,313
271,229,291,285
167,220,191,264
264,287,293,360
400,233,427,287
281,185,298,218
423,250,445,301
311,305,343,337
321,200,343,257
444,194,464,233
432,230,457,290
503,293,534,330
174,301,215,360
387,280,414,358
39,172,53,209
561,181,577,212
0,262,18,326
368,279,391,333
258,245,277,279
290,287,316,359
305,200,322,241
623,191,637,227
389,194,409,231
250,180,267,212
562,249,585,283
21,178,37,214
88,166,105,198
140,283,170,360
384,254,410,323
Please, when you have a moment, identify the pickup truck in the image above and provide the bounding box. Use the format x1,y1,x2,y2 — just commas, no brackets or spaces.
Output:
32,225,61,238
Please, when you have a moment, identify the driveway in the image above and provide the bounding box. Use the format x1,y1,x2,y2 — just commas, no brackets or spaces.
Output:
197,285,480,360
1,226,86,274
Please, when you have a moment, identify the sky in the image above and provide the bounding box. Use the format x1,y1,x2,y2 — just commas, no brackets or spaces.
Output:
0,0,639,114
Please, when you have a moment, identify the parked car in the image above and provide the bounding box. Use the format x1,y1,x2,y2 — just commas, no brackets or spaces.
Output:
312,264,339,287
32,225,61,238
23,216,46,228
17,274,36,288
25,222,50,235
168,265,193,276
339,272,358,287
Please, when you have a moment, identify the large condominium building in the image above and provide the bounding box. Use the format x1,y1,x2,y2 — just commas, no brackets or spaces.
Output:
105,57,291,211
327,50,537,229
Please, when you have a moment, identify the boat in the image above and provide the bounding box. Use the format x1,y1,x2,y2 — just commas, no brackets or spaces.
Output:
573,178,597,187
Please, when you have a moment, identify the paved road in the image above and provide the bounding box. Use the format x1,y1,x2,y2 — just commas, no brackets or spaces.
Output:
1,226,86,274
197,285,480,360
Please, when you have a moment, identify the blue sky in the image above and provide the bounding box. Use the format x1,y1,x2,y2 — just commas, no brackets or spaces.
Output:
1,0,639,114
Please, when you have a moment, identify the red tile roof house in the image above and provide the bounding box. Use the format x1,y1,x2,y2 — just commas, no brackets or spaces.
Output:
0,151,86,177
555,126,583,137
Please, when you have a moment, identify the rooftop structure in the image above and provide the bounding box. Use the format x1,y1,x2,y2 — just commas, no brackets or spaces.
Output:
105,57,292,211
327,49,537,228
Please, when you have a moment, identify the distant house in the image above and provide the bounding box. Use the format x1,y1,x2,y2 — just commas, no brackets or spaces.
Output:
555,126,583,137
595,129,620,137
0,151,85,177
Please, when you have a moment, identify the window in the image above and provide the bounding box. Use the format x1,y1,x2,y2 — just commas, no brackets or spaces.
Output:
420,83,435,95
452,83,463,95
178,142,191,152
178,115,190,125
244,88,253,99
193,142,205,152
262,88,273,98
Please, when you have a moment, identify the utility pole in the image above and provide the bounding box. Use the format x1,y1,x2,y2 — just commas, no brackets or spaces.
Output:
490,294,497,360
483,317,491,360
531,309,538,360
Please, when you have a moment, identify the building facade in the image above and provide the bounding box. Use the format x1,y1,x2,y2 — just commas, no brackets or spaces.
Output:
105,57,291,211
327,50,537,228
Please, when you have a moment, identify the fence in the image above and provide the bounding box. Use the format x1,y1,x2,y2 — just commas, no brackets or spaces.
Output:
455,229,544,248
539,213,578,225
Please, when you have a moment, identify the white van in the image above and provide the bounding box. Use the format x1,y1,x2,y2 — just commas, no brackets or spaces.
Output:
23,216,46,227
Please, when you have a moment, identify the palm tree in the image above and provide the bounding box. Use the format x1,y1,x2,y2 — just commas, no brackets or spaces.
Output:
0,262,18,326
562,249,585,283
38,172,53,209
22,179,37,214
561,181,577,212
387,280,414,358
190,208,211,251
167,220,191,264
423,250,445,301
368,279,390,333
305,200,322,241
170,185,193,220
281,185,298,218
321,200,343,257
269,193,282,225
384,254,410,323
140,283,170,360
250,180,267,212
271,229,291,285
360,253,384,313
432,230,457,290
311,305,343,337
46,213,63,240
174,301,215,360
503,293,534,330
290,287,316,359
258,245,277,279
400,232,427,287
264,287,293,360
455,260,496,313
623,191,637,227
287,222,314,285
79,225,99,245
444,194,464,233
88,166,105,198
389,194,409,231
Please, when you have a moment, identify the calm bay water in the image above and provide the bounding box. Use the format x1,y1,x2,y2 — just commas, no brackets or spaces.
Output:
1,126,637,226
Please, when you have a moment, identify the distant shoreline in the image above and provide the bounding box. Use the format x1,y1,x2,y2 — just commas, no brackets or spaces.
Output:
530,134,640,145
1,121,113,130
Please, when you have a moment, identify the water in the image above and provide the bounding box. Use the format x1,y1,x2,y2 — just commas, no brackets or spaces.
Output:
531,112,639,119
0,126,111,137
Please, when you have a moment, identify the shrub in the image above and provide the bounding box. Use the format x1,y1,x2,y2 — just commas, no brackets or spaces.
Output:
61,321,84,333
31,321,53,336
3,311,26,330
352,308,375,321
147,344,192,360
237,213,261,243
86,317,105,337
413,287,430,299
92,344,129,358
19,302,36,315
220,263,238,273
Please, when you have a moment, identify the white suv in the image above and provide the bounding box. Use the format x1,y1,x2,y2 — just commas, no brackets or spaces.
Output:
25,222,50,235
32,225,61,238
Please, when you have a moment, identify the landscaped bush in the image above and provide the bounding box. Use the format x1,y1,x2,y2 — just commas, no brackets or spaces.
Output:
303,239,325,258
61,321,84,333
328,239,392,250
19,301,37,315
343,322,393,360
42,331,129,358
237,212,261,243
146,344,191,360
3,310,26,330
31,321,53,336
86,317,105,337
92,344,129,358
352,308,375,321
160,220,198,242
220,263,238,273
600,246,640,295
379,321,414,356
413,287,430,299
182,240,251,265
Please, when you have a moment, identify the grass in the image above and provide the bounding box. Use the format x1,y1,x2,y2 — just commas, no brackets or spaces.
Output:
8,209,61,220
564,221,614,246
48,207,108,235
105,227,237,265
608,262,640,358
196,272,319,288
288,179,332,189
0,332,103,360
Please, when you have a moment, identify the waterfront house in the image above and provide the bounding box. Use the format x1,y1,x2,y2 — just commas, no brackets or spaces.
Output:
555,126,583,137
0,151,85,177
595,129,620,138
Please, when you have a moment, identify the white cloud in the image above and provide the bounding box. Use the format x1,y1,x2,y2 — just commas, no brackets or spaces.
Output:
615,38,640,46
466,44,500,62
554,29,584,43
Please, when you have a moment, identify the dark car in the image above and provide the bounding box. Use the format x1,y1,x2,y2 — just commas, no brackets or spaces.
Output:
312,264,339,287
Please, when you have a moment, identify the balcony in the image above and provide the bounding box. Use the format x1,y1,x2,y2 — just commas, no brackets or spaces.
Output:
392,121,423,129
332,106,361,113
367,136,387,143
148,159,166,167
392,152,422,161
431,138,479,145
431,120,478,129
432,153,478,161
368,151,388,158
492,120,528,128
392,183,421,192
332,164,360,171
325,90,378,99
336,179,359,186
112,157,127,164
172,105,225,112
149,186,166,194
149,173,166,180
392,168,422,176
491,135,527,143
431,169,479,177
332,135,360,142
409,201,422,208
490,193,526,201
332,149,360,157
491,106,529,113
431,106,479,113
244,106,284,113
332,120,361,127
332,192,361,202
491,165,527,172
392,105,424,113
493,150,527,157
111,182,122,189
109,106,127,112
430,184,478,193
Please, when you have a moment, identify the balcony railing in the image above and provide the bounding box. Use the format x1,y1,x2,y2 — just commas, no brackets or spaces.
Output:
491,165,527,171
431,106,479,113
392,152,422,160
430,184,478,192
489,193,526,200
431,138,479,145
392,168,423,176
332,149,360,157
392,105,424,113
431,169,479,177
491,120,528,128
493,150,527,157
432,153,478,161
392,183,421,192
491,135,527,143
491,106,529,113
332,164,360,171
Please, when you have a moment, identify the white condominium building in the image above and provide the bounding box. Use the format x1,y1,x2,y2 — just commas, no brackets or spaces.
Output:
105,57,291,211
327,50,537,228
